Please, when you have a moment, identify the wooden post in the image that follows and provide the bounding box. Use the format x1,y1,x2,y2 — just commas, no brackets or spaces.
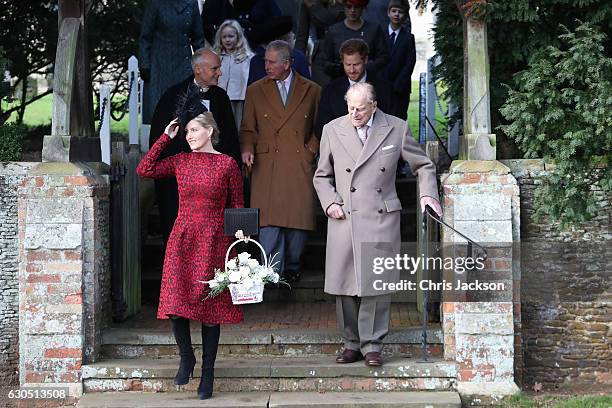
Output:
460,16,495,160
426,56,438,142
128,56,140,146
139,78,150,153
418,73,427,144
99,85,111,165
43,0,99,162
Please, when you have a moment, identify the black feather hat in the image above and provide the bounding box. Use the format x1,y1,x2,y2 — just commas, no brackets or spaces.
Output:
174,83,209,131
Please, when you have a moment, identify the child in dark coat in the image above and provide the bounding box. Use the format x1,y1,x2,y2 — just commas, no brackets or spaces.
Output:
383,0,416,120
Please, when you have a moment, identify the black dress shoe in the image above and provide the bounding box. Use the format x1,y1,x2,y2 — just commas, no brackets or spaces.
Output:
335,348,363,364
364,351,383,366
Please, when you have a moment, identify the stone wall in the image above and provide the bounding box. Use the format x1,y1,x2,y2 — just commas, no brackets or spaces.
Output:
18,162,111,396
503,159,611,388
0,162,37,385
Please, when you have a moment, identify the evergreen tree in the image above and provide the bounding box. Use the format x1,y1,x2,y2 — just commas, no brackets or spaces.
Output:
500,22,612,227
427,0,612,158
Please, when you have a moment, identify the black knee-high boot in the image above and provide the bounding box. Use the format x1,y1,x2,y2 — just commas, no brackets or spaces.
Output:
198,324,220,400
170,317,196,386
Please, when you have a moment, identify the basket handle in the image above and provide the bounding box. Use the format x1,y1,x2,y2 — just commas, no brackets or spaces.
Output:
225,237,268,270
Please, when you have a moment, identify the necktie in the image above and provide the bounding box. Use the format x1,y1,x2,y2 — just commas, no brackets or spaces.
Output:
358,125,369,145
279,81,288,106
389,32,396,51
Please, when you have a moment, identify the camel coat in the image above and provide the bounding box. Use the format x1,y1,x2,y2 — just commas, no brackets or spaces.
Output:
313,111,439,296
240,73,321,230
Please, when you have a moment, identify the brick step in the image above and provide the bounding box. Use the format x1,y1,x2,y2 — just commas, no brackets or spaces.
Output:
101,327,443,359
82,356,457,393
77,391,461,407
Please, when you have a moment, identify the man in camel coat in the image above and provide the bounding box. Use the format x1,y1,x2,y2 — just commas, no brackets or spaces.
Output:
240,40,321,282
313,82,442,366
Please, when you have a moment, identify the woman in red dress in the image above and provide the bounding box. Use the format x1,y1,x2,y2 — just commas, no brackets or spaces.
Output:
137,111,243,400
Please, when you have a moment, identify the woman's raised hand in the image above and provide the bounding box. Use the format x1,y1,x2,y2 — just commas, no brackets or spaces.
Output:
165,118,180,139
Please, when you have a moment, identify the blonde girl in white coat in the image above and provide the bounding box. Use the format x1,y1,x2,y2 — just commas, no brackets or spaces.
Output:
213,20,254,129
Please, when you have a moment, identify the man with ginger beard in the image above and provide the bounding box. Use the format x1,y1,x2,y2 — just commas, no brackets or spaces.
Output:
314,38,397,139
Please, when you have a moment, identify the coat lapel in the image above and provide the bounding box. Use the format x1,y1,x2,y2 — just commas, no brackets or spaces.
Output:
262,73,310,130
334,116,362,164
279,74,308,126
355,111,392,170
261,78,286,119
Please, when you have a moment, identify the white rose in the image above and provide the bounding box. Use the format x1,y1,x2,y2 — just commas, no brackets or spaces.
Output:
215,272,227,283
257,268,269,280
270,272,279,283
241,277,255,289
207,280,219,289
247,258,260,269
226,259,237,270
239,266,251,278
228,270,242,283
238,252,251,264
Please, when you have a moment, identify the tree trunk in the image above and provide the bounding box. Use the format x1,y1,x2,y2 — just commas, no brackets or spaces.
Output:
17,76,28,124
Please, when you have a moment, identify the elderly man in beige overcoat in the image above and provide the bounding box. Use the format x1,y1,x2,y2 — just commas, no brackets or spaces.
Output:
313,82,442,366
240,40,321,282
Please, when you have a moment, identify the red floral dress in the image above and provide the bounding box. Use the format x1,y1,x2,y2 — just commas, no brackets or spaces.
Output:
137,134,244,324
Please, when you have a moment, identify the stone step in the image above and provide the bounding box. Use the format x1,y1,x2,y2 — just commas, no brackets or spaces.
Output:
77,391,462,408
82,356,457,393
101,327,443,359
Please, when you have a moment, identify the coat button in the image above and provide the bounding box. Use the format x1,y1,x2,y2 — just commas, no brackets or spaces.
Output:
347,210,351,214
380,167,385,172
350,187,356,192
345,168,351,173
378,209,383,214
376,188,382,193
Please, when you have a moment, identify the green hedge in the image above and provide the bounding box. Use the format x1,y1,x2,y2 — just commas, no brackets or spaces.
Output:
0,123,24,161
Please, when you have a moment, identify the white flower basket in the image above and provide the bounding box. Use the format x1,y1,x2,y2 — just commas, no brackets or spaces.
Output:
225,238,267,305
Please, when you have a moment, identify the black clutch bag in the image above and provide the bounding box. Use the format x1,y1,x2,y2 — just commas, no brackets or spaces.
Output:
224,208,260,236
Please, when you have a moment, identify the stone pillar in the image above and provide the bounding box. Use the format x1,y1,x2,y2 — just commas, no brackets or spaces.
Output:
18,163,110,397
440,160,520,402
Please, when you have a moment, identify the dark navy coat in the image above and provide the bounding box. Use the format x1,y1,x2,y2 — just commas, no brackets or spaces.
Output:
383,27,416,119
139,0,205,123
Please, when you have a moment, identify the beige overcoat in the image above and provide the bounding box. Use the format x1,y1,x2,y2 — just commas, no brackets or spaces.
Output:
313,111,439,296
240,73,321,230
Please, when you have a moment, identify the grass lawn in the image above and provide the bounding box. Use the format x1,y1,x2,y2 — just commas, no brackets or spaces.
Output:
5,94,130,134
9,81,446,139
501,393,612,408
407,80,448,141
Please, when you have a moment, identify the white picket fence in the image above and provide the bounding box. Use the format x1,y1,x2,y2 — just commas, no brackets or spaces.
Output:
98,55,150,165
98,55,144,319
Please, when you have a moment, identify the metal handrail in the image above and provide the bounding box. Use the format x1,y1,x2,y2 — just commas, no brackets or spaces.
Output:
418,207,488,362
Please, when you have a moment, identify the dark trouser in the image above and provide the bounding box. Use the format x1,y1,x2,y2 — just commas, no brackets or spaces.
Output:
336,295,391,354
259,227,308,277
394,92,410,120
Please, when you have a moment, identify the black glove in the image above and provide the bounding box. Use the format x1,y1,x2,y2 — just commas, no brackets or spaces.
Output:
140,68,150,82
